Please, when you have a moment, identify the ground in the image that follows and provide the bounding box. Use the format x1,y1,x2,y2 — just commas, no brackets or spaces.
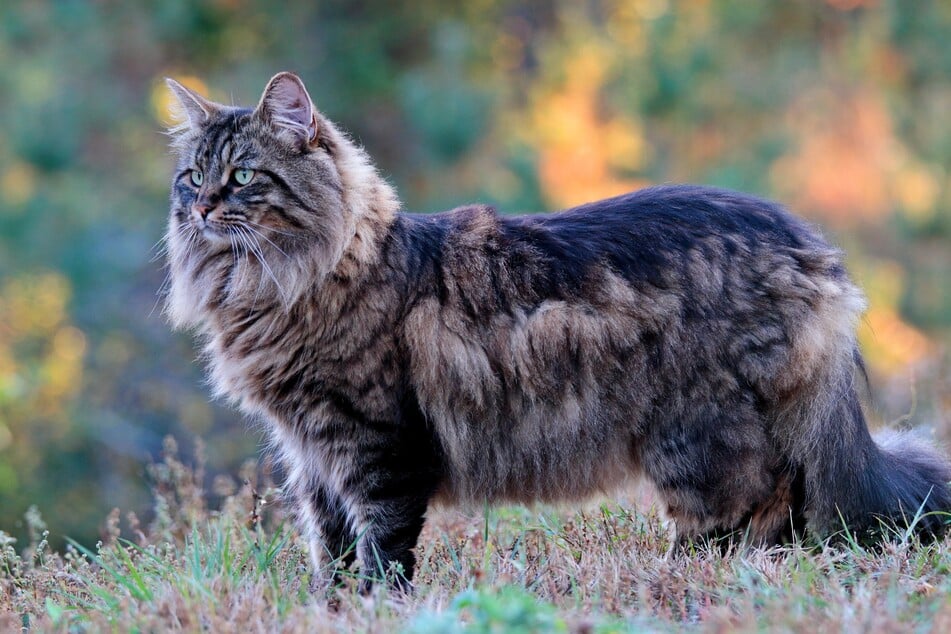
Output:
2,441,950,633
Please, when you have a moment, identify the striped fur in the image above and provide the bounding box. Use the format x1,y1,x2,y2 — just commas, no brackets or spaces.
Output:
164,73,951,591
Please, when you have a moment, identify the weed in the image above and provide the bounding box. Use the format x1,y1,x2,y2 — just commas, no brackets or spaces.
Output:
2,440,951,632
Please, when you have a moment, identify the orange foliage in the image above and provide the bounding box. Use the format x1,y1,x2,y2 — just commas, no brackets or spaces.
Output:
771,89,944,228
770,90,898,225
527,49,651,209
859,305,932,374
893,163,941,224
854,260,934,377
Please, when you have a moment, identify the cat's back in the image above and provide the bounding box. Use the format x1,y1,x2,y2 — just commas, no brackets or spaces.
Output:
508,184,836,288
403,184,846,310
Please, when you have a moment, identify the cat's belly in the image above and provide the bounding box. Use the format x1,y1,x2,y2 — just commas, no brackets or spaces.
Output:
426,399,646,505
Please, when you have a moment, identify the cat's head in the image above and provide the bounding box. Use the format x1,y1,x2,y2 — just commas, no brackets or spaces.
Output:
163,72,396,328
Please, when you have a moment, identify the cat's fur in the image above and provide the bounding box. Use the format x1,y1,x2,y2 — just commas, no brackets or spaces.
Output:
164,72,951,591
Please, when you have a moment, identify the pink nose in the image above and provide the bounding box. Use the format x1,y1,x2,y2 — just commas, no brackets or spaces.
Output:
193,201,215,219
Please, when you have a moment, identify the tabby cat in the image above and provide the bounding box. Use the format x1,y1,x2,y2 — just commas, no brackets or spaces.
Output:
164,72,951,592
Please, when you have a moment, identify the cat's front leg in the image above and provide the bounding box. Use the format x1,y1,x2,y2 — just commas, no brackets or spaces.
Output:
345,438,442,593
354,494,430,594
278,437,357,594
305,481,358,594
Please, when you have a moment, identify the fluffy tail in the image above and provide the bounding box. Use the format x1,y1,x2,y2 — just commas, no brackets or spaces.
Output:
791,352,951,540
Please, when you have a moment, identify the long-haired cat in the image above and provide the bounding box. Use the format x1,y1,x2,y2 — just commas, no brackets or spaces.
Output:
164,72,951,591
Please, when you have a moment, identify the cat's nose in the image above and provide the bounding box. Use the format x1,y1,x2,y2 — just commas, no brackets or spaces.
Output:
192,200,216,219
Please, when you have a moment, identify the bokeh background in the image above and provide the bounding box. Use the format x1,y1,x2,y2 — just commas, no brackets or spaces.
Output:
0,0,949,547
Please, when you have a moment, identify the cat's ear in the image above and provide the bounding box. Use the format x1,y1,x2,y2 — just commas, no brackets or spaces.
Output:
165,78,219,128
255,72,320,147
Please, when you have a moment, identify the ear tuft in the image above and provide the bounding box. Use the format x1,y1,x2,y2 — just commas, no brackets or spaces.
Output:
165,78,219,128
256,72,319,145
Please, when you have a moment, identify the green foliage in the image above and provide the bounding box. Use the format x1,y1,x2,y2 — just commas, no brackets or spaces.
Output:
408,586,568,634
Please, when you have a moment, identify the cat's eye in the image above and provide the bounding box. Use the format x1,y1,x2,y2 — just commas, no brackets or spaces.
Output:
190,170,204,187
232,168,255,186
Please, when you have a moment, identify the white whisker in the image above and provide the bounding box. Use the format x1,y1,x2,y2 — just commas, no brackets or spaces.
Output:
243,218,300,238
242,223,291,259
235,225,289,309
153,225,200,319
150,270,172,318
149,233,171,262
227,225,239,270
233,226,266,310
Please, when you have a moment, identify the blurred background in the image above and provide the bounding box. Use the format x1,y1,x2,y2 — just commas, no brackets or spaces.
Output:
0,0,949,547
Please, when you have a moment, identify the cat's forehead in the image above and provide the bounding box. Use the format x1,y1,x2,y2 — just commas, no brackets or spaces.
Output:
185,107,261,165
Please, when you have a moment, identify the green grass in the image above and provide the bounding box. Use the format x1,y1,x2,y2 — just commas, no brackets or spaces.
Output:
2,441,951,632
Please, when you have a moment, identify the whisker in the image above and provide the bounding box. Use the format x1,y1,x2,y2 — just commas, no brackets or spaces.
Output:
149,234,171,262
226,226,235,262
242,223,291,259
149,270,172,318
242,218,300,238
234,227,266,310
151,226,199,318
236,225,289,309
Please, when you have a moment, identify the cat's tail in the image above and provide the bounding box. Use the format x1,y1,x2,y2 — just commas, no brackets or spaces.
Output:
790,349,951,540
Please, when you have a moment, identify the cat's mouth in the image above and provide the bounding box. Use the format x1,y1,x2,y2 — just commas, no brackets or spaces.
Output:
192,219,231,246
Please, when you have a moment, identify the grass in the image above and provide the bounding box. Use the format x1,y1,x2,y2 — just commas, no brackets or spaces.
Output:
2,439,951,632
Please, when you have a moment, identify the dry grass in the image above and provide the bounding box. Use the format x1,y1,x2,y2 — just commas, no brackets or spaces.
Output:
2,439,951,633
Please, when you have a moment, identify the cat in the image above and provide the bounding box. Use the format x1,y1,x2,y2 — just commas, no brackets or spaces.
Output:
164,72,951,592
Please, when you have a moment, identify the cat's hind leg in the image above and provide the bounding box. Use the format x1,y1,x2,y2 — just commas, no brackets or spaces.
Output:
641,405,799,547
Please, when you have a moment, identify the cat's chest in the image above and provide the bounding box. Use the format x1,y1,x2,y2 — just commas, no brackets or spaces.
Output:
206,314,404,427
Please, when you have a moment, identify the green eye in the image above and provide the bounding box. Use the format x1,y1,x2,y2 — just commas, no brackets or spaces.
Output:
190,170,204,186
232,168,255,186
